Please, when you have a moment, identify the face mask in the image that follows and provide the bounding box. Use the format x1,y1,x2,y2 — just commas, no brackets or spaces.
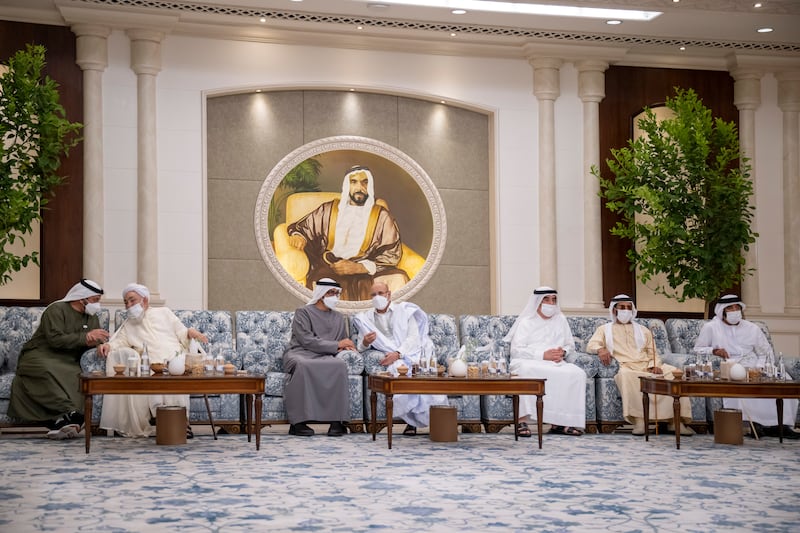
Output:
372,295,389,311
616,309,633,324
323,295,339,310
127,303,144,321
540,303,558,318
84,302,101,316
725,310,742,325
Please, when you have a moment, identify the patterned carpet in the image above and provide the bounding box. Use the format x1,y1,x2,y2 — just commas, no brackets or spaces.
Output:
1,425,798,532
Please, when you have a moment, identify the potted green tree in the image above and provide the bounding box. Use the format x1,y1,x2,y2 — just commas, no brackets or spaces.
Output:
0,44,82,285
592,88,757,318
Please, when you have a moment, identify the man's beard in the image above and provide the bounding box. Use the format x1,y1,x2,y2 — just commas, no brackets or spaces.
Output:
349,192,369,206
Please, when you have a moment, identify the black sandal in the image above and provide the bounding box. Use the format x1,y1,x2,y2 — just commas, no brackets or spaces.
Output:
186,426,194,439
516,422,532,438
549,425,584,436
403,424,417,436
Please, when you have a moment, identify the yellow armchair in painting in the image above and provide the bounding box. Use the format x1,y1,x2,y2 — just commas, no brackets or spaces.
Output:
273,191,425,290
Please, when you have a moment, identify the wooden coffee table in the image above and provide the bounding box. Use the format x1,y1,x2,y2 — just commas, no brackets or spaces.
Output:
640,376,800,449
368,374,546,449
79,373,265,453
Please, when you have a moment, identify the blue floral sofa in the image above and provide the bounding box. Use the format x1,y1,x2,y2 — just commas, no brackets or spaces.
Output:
81,309,241,433
1,306,109,429
459,314,599,433
361,314,481,432
236,311,366,432
665,318,800,425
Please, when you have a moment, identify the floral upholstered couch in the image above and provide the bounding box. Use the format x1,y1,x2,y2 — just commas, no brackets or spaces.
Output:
236,311,366,432
0,306,109,429
665,318,800,425
458,314,599,433
81,309,241,432
360,314,482,432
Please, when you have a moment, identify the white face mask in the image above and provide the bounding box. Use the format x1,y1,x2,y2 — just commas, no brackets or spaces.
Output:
127,303,144,321
322,295,339,310
616,309,633,324
84,301,101,316
372,295,389,311
540,303,558,318
725,310,742,325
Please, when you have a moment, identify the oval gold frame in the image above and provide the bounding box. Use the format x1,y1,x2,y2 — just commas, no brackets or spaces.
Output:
254,135,447,311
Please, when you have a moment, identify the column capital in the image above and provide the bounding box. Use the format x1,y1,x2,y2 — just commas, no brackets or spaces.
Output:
72,24,110,72
576,60,608,104
732,72,761,111
777,71,800,112
529,57,562,101
128,29,164,76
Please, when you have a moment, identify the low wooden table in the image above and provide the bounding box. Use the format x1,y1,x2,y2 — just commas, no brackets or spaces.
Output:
79,373,265,453
368,374,546,449
640,376,800,449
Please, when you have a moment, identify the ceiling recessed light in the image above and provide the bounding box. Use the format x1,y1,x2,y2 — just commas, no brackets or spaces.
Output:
754,2,762,8
349,88,356,92
357,25,363,30
606,20,622,25
679,46,686,51
452,9,466,15
259,17,266,23
375,1,661,21
450,32,457,37
757,27,773,33
440,100,446,104
255,89,262,93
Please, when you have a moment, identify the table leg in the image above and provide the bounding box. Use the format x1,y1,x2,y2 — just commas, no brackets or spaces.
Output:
386,394,394,450
512,395,519,441
203,394,217,440
643,391,650,442
777,398,784,443
370,390,377,441
84,393,93,454
255,394,262,451
535,394,543,450
245,393,253,443
673,396,681,450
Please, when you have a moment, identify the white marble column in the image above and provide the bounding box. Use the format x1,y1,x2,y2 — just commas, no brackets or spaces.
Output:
72,24,110,285
128,29,163,302
777,71,800,313
530,57,562,287
731,68,763,312
577,60,608,309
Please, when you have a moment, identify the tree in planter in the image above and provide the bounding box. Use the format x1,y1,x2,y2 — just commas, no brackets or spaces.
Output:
0,44,82,285
592,88,757,318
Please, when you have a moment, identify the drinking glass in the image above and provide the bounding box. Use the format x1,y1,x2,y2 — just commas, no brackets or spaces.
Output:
419,357,429,375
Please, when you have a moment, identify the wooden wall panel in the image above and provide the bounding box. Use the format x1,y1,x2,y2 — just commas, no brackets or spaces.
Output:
0,21,83,305
598,66,736,316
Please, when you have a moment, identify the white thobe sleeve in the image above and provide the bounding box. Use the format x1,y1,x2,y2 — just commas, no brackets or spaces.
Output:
395,314,422,361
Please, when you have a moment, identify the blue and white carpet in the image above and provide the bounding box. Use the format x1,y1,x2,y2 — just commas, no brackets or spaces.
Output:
1,426,798,532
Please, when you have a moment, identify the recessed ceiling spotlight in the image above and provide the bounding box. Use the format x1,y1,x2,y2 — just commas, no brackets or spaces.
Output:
290,0,303,3
753,2,762,8
357,25,363,30
606,20,622,25
349,88,356,92
440,100,446,104
259,17,266,23
452,9,466,15
757,27,773,33
450,32,457,37
679,46,686,51
673,0,680,3
367,2,390,8
255,89,262,93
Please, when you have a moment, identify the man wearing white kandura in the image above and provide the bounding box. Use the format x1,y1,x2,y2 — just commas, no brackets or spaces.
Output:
694,294,799,439
353,281,448,436
588,294,693,437
504,287,586,438
98,283,208,438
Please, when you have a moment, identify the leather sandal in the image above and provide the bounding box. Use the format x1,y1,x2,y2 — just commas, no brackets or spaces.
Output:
516,422,532,438
403,424,417,436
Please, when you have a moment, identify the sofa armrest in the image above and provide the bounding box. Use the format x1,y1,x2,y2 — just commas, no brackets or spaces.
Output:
565,351,599,378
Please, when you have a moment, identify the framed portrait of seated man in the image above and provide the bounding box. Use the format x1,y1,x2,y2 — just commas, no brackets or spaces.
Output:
255,136,446,309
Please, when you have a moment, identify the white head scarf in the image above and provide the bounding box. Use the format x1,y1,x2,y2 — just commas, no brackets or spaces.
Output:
503,286,559,342
308,278,341,305
331,166,376,260
122,283,150,300
714,294,745,322
61,279,104,302
605,294,646,353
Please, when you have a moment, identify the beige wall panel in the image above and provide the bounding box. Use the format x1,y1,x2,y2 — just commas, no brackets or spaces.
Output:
303,91,400,145
207,180,262,260
438,189,490,266
207,92,304,182
409,265,491,315
209,258,303,312
397,97,489,191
